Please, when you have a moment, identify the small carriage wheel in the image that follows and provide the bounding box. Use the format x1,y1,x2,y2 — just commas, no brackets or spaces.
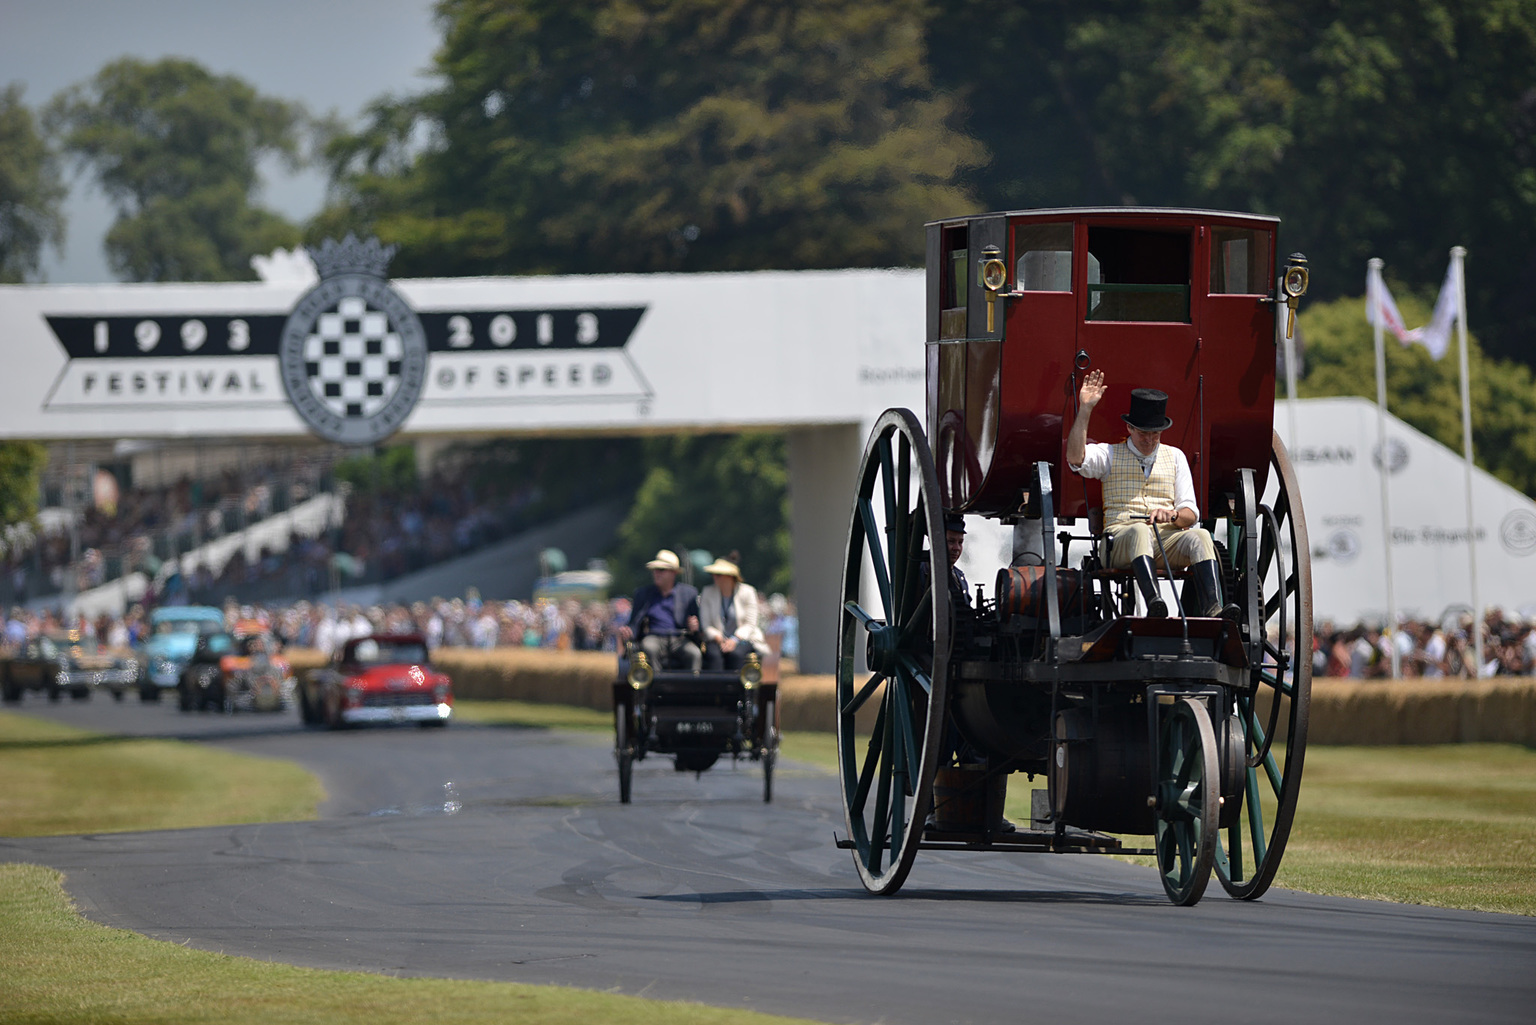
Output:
762,696,778,804
837,408,949,895
1217,431,1313,900
615,703,635,804
1154,696,1220,906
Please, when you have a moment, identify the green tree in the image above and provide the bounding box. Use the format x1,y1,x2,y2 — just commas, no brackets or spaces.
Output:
0,84,66,283
928,0,1536,366
315,0,985,276
1296,291,1536,500
0,442,48,553
609,433,791,596
46,58,306,282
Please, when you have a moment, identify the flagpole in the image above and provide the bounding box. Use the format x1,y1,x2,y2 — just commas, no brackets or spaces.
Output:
1369,258,1401,677
1452,246,1484,675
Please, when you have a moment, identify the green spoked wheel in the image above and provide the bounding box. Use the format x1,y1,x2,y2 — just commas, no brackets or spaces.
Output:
837,409,950,895
1155,696,1220,906
1218,431,1313,900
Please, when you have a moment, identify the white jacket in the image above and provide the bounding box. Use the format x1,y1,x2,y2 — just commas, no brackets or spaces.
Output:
698,581,767,653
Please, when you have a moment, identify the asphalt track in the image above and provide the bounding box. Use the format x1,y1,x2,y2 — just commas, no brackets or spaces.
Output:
5,697,1535,1025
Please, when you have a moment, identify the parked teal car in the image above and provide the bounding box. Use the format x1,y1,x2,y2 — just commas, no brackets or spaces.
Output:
138,605,225,702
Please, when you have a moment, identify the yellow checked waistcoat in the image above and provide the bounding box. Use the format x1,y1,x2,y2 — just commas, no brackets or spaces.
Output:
1102,441,1177,528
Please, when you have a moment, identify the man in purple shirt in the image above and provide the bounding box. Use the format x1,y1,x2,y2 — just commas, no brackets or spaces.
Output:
616,549,702,671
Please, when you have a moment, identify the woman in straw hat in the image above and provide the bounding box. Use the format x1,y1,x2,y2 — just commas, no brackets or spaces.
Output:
698,557,768,671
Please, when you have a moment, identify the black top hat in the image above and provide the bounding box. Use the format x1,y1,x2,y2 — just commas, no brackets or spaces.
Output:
943,511,966,534
1122,388,1173,431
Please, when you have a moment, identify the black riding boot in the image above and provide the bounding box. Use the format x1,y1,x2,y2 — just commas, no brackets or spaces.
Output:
1131,556,1168,618
1190,558,1241,621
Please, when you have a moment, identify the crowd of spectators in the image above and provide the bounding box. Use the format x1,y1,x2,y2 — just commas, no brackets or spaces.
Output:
5,453,336,603
1314,609,1536,679
2,591,803,663
5,439,642,610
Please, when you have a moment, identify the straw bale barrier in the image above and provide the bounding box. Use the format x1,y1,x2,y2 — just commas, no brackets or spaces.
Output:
284,648,1535,745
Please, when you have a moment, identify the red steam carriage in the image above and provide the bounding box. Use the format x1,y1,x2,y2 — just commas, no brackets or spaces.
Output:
836,207,1313,905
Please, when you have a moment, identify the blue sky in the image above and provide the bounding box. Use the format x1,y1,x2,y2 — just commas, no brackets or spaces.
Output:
1,0,439,282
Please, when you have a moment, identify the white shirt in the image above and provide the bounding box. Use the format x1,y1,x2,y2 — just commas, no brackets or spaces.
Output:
1070,438,1199,519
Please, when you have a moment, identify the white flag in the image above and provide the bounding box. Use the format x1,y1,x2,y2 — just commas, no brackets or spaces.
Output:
1416,258,1458,360
1366,261,1421,344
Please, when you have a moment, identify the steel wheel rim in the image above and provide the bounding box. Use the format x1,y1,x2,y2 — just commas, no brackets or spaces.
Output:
1155,696,1219,906
1217,430,1312,900
836,409,948,895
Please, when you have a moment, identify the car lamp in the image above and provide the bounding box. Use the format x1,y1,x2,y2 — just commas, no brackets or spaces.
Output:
739,653,762,690
978,245,1007,332
628,652,654,690
1282,252,1309,338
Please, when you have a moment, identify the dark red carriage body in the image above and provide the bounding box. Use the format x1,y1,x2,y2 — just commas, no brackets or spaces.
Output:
926,207,1283,520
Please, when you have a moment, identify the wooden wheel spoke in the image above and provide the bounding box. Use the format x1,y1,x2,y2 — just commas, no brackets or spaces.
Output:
899,590,932,645
896,653,932,695
859,498,894,619
844,601,880,631
888,674,921,786
1257,668,1296,698
1244,768,1268,863
843,671,885,717
893,439,911,610
850,700,888,817
878,437,903,606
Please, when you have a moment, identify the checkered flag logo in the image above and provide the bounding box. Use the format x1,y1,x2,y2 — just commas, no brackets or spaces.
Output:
304,295,405,419
279,237,427,445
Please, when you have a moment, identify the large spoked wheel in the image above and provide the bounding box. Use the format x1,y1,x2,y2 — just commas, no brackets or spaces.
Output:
616,702,635,804
1218,430,1313,900
1155,696,1220,906
837,408,949,895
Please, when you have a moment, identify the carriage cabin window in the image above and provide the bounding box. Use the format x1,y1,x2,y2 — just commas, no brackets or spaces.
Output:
939,225,968,338
1013,222,1073,291
1084,227,1191,322
1210,227,1272,294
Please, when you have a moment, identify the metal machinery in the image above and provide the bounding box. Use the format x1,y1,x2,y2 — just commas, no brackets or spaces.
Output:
836,207,1312,905
613,647,781,804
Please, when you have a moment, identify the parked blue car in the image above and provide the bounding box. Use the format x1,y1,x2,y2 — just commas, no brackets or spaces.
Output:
137,606,226,702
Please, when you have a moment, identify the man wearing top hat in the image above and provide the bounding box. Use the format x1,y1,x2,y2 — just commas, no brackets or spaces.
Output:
617,549,702,671
1066,369,1234,620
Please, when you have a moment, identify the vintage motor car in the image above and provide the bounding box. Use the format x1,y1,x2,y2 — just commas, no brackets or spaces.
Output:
176,631,238,711
225,620,296,712
3,631,140,702
298,634,452,729
176,627,293,714
612,643,780,804
138,605,225,702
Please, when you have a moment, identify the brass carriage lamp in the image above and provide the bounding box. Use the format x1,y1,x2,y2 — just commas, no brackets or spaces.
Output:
628,651,653,690
979,245,1007,332
1282,252,1309,338
739,653,762,690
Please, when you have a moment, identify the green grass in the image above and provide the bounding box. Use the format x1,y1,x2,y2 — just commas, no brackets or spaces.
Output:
0,862,822,1025
0,711,324,837
780,725,1536,915
453,698,612,731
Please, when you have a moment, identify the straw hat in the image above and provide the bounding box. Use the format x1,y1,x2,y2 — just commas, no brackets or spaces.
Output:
645,549,683,572
702,558,741,579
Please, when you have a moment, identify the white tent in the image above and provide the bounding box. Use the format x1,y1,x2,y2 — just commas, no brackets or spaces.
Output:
1277,396,1536,627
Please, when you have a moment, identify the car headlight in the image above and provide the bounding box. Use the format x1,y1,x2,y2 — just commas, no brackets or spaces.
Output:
628,652,654,690
739,654,762,690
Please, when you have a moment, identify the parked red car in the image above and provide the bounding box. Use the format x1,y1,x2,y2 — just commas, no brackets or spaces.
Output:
298,634,452,729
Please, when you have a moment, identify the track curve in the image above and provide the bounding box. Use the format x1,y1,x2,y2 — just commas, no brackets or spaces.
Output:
4,700,1534,1024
